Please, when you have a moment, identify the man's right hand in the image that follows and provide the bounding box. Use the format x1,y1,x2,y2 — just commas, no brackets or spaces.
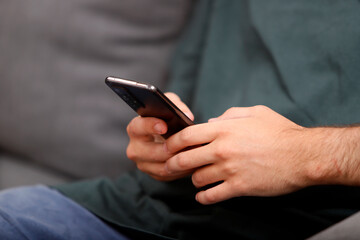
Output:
126,92,195,181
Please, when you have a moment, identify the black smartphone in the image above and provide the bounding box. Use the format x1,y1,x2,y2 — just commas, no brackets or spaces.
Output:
105,76,194,139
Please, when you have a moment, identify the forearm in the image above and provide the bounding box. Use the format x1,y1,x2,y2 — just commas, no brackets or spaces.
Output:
305,125,360,186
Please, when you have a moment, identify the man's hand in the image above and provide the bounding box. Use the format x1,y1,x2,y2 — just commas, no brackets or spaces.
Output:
165,106,356,205
126,92,195,181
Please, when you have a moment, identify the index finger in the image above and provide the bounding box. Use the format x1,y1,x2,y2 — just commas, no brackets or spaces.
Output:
165,92,194,121
127,116,167,139
165,122,218,154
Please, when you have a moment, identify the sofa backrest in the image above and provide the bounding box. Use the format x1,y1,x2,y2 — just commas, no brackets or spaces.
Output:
0,0,192,178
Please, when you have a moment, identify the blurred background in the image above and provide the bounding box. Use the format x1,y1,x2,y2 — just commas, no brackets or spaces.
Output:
0,0,193,189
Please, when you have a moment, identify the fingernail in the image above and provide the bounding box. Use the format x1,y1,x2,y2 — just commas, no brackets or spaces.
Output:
185,112,193,120
154,123,163,134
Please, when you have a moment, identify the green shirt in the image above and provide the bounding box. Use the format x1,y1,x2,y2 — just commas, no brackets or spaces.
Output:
55,1,360,239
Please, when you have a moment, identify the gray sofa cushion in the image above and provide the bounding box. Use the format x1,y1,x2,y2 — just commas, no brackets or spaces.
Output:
308,211,360,240
0,154,70,189
0,0,192,178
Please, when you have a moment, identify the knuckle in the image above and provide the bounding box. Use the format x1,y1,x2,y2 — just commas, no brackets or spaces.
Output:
224,107,238,116
136,162,145,172
151,175,162,181
146,149,159,162
128,143,161,162
213,143,231,159
127,117,139,135
155,165,174,180
158,168,171,178
213,148,224,159
213,145,225,159
152,175,168,181
253,105,269,112
126,144,137,161
215,124,231,136
175,153,189,168
230,180,246,193
157,169,167,177
222,161,237,176
178,128,193,144
126,122,133,135
192,172,204,187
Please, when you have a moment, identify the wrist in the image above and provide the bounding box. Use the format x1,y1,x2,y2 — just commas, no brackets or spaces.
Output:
303,126,360,186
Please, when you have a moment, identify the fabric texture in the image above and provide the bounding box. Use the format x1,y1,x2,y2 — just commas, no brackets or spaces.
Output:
55,0,360,239
0,0,192,179
0,185,128,240
56,171,360,240
169,0,360,126
0,155,70,189
308,211,360,240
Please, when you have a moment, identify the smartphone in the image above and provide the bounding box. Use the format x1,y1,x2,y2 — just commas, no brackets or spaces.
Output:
105,76,194,139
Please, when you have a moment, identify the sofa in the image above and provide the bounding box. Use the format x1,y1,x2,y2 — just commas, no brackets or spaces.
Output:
0,0,192,189
1,1,359,239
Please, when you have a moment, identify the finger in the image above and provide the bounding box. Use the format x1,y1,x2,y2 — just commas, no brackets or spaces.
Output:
164,92,181,101
165,92,194,121
127,141,171,163
138,162,193,181
208,107,253,122
165,123,218,154
165,143,216,173
195,181,236,205
136,162,168,178
153,134,165,143
149,172,193,182
192,165,225,188
127,116,167,139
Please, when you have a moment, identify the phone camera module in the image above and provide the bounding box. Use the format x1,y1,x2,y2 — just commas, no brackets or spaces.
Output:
120,93,142,110
113,87,144,110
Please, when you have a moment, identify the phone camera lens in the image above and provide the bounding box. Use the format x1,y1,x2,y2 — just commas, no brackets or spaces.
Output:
113,87,144,110
120,94,142,110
